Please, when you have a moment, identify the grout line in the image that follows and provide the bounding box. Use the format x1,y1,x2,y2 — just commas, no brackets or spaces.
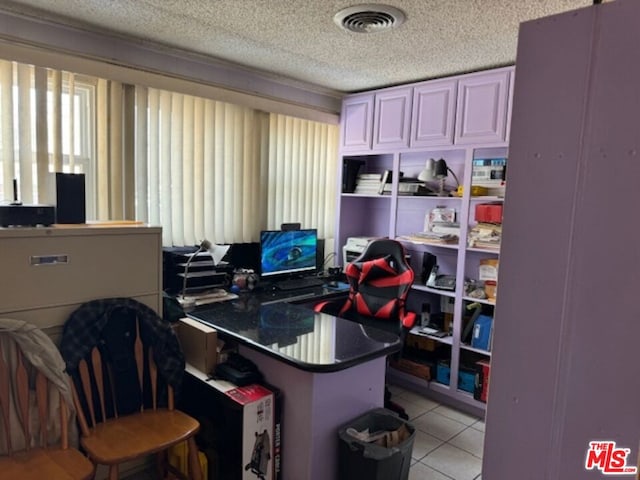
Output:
445,425,485,459
415,458,456,480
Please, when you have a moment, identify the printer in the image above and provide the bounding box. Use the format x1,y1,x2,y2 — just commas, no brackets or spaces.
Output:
342,236,380,265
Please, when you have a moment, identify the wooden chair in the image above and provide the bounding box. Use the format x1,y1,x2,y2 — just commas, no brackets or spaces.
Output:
68,317,202,480
0,331,94,480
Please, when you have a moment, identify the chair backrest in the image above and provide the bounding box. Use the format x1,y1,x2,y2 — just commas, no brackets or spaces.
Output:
341,239,415,328
58,298,185,439
0,331,71,455
68,312,175,436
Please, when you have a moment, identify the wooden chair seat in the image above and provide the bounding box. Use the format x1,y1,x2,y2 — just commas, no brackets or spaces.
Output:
80,409,200,464
0,446,94,480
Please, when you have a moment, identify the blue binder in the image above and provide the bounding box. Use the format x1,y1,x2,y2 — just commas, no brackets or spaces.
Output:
471,315,493,351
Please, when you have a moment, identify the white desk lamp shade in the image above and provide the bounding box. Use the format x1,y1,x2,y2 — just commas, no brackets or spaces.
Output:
418,158,436,182
200,240,230,266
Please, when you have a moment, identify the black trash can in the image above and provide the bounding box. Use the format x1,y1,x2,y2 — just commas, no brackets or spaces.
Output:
338,408,416,480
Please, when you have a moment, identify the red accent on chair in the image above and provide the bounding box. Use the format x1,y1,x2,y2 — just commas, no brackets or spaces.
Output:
314,239,417,420
316,239,416,336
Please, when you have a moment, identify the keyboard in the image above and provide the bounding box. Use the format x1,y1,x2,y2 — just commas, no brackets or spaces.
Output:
276,276,325,291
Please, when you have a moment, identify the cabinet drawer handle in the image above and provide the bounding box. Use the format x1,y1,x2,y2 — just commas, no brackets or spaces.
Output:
30,254,69,266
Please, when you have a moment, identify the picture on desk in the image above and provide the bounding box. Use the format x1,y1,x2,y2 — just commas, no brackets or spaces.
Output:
260,229,317,277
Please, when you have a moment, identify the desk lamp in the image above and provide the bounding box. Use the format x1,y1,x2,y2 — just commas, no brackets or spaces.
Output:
179,239,230,306
418,158,460,196
417,158,435,184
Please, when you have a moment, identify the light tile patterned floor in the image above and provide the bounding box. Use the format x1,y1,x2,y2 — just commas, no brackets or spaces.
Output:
389,385,485,480
126,385,485,480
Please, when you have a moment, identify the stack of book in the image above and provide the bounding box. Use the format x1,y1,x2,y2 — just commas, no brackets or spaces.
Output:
467,222,502,249
354,172,382,194
398,231,458,245
429,221,461,236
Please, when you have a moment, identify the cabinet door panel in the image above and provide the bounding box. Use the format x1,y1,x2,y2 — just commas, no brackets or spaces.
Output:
340,94,374,152
411,80,457,147
455,70,511,145
372,87,412,150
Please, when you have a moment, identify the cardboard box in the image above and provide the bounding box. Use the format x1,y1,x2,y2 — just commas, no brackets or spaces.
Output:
177,317,218,374
479,258,499,300
406,332,437,352
390,357,432,380
225,384,276,480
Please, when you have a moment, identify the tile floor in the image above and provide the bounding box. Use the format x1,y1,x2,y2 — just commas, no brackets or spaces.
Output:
126,385,485,480
389,385,485,480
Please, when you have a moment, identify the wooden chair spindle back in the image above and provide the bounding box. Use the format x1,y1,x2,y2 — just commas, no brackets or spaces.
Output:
71,315,173,436
14,349,30,450
0,336,71,454
0,345,13,454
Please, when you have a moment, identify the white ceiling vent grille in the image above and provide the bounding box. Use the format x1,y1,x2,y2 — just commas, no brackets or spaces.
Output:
334,4,406,33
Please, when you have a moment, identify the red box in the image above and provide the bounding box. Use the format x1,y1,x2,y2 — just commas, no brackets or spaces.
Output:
475,203,503,224
474,359,491,403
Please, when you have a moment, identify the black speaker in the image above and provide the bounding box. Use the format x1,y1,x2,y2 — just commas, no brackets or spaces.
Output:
421,252,437,285
55,172,86,224
316,238,325,272
281,222,301,231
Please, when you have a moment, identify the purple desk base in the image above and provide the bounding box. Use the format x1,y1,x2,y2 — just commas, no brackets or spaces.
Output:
240,345,386,480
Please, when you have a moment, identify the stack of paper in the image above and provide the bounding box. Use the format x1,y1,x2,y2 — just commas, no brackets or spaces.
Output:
467,222,502,249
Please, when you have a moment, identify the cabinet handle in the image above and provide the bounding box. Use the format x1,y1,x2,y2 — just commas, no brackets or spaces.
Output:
30,254,69,266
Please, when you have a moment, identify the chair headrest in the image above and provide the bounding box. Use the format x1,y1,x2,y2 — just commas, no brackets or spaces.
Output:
353,239,410,272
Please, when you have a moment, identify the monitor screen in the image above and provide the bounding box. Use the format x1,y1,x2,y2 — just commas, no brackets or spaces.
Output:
260,229,317,278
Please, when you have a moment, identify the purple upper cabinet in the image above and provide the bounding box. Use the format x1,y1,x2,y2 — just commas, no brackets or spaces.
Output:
372,86,413,151
454,68,512,145
410,79,457,148
340,93,374,152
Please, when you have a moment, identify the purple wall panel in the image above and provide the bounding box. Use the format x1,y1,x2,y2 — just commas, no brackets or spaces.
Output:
485,2,640,478
483,4,594,479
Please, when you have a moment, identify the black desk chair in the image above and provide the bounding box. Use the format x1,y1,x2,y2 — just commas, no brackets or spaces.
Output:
315,238,416,418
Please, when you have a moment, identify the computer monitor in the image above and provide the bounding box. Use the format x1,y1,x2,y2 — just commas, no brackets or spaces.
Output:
259,229,318,278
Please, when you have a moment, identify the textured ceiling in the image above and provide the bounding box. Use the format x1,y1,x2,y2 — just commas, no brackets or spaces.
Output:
2,0,593,93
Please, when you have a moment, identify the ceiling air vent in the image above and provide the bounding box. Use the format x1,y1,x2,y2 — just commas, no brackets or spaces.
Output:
334,4,406,33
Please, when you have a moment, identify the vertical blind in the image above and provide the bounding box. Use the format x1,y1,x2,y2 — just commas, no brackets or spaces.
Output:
0,59,112,219
135,86,271,246
135,86,339,248
267,114,338,243
0,59,339,252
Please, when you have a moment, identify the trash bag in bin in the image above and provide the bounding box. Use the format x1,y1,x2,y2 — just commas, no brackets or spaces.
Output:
338,408,416,480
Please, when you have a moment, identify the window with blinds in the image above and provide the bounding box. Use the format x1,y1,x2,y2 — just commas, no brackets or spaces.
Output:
0,61,96,215
0,59,339,253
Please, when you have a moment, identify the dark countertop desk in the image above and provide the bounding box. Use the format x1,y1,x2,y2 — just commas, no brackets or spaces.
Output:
186,284,401,480
188,285,401,373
